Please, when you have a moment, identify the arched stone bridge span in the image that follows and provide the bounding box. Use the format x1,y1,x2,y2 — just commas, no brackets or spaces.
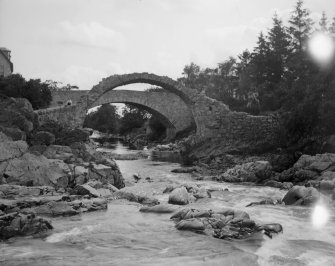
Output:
92,90,195,138
36,73,280,151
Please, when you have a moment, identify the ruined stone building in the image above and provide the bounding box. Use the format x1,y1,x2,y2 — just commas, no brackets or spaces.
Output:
0,47,13,77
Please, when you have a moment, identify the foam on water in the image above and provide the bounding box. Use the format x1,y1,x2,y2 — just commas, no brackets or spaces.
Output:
46,224,99,243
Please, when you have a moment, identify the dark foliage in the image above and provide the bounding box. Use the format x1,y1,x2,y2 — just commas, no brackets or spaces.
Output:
84,104,120,134
178,0,335,151
0,74,52,109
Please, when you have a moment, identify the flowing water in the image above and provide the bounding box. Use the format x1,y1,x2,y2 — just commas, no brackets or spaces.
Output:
1,141,335,266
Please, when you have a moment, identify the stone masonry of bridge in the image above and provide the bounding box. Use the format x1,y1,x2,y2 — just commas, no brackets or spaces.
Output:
35,73,281,150
39,89,195,139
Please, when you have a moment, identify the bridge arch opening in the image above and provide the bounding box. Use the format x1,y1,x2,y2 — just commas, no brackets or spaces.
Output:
85,101,177,140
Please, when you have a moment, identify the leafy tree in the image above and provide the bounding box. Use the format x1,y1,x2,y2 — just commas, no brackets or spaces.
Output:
178,62,201,89
119,104,150,135
0,74,52,109
45,80,79,91
84,104,120,133
148,115,166,140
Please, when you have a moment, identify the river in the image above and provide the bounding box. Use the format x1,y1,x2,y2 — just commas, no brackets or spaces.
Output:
1,141,335,265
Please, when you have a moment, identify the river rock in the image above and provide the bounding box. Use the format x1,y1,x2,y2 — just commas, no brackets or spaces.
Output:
171,208,212,220
171,166,198,173
70,198,107,212
193,187,211,199
175,219,205,231
0,212,53,240
218,161,273,183
0,138,28,162
0,184,47,198
43,145,74,160
170,207,283,240
282,186,321,206
110,191,159,206
263,180,293,190
246,198,282,207
2,153,69,187
31,201,78,217
139,204,178,213
88,162,125,189
294,153,335,172
163,184,179,193
168,187,190,205
73,184,100,197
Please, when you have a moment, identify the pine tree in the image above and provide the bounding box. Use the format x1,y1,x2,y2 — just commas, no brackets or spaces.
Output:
319,11,328,32
289,0,314,51
330,16,335,33
268,13,291,82
251,32,271,84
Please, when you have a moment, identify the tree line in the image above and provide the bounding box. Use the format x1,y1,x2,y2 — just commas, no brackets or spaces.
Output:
178,0,335,149
0,74,79,109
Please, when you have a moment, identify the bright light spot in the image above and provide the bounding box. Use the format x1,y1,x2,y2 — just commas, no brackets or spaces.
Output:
312,204,330,229
308,32,335,65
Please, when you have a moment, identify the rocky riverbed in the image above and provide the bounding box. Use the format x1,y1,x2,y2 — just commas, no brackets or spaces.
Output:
1,96,335,265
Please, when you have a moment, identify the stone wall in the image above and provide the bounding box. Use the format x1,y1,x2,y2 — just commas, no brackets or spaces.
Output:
49,90,89,107
35,105,82,128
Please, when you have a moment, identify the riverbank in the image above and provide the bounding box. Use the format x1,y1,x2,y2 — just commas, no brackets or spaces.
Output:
1,97,335,265
2,138,335,264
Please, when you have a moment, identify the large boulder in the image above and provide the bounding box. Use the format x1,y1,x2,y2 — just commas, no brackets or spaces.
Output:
0,138,28,163
111,191,159,206
282,186,322,206
43,145,74,160
31,201,78,217
88,163,124,189
0,184,50,198
218,161,273,183
171,208,283,240
73,184,100,197
1,153,69,187
0,212,53,240
168,187,190,205
294,153,335,173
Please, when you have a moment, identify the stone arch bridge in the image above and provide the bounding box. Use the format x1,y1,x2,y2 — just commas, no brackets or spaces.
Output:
35,73,279,148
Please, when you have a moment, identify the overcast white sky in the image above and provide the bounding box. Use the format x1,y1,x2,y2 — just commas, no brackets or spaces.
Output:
1,0,335,90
